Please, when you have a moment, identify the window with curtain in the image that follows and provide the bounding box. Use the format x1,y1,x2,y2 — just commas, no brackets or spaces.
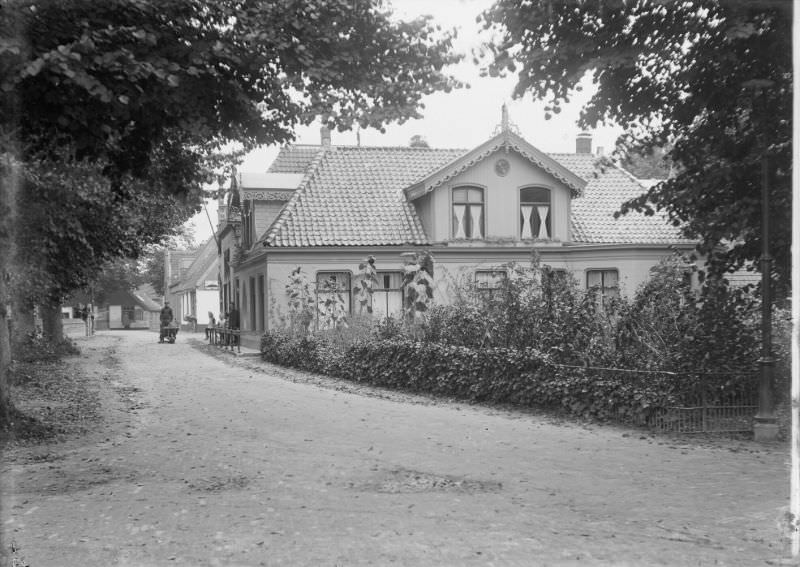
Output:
586,269,620,307
372,271,404,318
520,187,551,239
452,186,484,239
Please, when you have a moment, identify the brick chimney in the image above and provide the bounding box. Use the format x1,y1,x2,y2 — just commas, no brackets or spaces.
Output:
320,126,331,147
576,132,592,154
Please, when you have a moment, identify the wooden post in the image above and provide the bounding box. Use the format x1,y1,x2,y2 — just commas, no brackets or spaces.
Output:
790,0,800,553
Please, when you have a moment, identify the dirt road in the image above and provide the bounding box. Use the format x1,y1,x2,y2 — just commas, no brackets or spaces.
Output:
1,331,792,566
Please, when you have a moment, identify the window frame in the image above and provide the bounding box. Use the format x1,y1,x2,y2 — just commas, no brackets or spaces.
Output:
451,185,485,240
475,269,507,298
520,186,552,240
372,270,404,318
315,271,353,328
586,269,620,306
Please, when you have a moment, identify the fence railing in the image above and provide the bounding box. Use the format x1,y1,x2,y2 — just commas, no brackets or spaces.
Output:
207,327,240,353
649,373,758,435
551,364,759,435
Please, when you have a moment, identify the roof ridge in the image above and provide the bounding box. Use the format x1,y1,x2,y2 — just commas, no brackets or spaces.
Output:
284,143,469,152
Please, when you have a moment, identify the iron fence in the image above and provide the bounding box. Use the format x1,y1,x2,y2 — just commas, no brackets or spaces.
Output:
553,364,759,435
649,372,758,435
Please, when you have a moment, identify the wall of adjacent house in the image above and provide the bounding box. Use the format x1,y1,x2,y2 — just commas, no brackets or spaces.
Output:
196,289,219,325
258,245,689,341
107,304,152,330
422,149,572,243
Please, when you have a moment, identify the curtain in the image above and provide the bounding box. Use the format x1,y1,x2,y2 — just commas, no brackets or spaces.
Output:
537,205,550,239
521,205,533,239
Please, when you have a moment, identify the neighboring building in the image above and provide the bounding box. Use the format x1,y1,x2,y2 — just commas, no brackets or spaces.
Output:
168,237,221,331
163,248,200,308
218,109,695,350
96,288,161,330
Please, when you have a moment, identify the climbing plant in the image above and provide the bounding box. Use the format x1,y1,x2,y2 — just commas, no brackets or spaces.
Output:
285,267,315,336
317,277,349,331
355,256,378,314
401,251,434,320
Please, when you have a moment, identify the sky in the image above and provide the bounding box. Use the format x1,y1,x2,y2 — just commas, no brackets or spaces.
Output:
185,0,623,244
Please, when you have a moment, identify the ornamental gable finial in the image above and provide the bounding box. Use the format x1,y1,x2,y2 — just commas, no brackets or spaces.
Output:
493,103,520,136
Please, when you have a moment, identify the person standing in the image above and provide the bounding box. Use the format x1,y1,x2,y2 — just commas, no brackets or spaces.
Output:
159,301,173,343
206,312,216,340
227,302,240,347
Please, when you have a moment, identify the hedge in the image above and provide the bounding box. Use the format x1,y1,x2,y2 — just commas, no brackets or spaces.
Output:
259,331,704,425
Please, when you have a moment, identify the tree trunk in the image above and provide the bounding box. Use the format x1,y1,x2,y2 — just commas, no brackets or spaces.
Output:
41,301,64,344
10,295,35,347
0,154,20,428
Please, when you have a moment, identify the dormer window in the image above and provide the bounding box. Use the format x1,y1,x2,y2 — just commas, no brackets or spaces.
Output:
520,187,551,239
452,186,484,239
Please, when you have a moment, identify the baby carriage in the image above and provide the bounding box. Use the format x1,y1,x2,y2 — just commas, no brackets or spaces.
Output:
159,321,179,344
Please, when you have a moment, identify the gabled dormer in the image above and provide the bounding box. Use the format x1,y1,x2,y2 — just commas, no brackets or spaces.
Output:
236,171,305,251
404,106,586,245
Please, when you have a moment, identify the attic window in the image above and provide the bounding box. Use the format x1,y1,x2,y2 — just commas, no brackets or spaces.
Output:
452,186,484,239
520,187,551,239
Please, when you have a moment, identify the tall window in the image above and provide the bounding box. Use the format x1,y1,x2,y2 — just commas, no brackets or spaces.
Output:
475,270,507,297
452,186,484,239
587,269,620,306
520,187,551,239
373,271,404,318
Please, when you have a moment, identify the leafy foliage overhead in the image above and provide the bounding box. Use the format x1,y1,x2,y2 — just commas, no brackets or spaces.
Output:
13,153,192,305
2,0,463,184
479,0,792,292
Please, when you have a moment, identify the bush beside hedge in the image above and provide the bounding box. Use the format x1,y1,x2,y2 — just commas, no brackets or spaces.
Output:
260,331,704,425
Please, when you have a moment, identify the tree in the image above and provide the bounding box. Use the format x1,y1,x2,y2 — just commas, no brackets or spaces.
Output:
479,0,792,293
11,151,196,342
409,135,431,148
0,0,462,426
622,146,673,181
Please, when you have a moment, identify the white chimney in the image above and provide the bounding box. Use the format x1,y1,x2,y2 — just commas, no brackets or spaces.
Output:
576,132,592,154
320,126,331,147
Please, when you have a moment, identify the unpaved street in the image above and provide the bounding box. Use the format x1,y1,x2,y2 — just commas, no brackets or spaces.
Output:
1,331,791,566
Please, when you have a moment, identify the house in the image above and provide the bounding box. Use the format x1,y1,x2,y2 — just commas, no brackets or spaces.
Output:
96,287,161,330
167,237,221,331
218,109,694,350
163,248,201,308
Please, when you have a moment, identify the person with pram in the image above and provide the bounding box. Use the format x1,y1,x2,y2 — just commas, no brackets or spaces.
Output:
159,301,177,343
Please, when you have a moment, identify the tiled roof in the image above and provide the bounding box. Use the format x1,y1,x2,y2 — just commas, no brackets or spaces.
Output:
266,145,322,174
264,146,464,247
170,238,218,292
552,154,685,244
261,144,688,248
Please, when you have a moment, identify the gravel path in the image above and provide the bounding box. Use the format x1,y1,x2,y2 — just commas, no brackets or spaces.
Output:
1,330,792,566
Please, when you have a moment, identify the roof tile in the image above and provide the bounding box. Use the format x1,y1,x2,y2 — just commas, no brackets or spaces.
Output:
260,144,687,247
